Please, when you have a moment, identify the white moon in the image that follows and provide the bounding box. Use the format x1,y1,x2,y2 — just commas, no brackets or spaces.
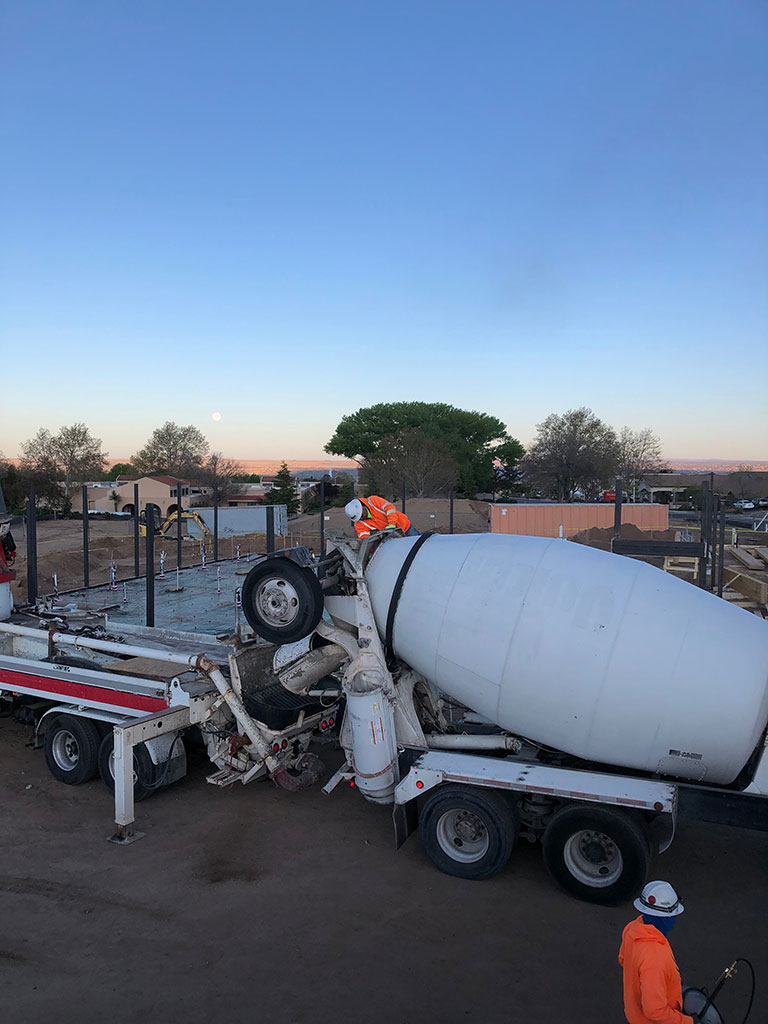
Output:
211,412,222,422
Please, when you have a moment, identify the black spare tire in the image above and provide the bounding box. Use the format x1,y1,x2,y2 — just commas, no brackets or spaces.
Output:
241,558,324,644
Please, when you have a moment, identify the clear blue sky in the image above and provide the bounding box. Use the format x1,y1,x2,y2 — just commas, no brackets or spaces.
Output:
1,0,766,462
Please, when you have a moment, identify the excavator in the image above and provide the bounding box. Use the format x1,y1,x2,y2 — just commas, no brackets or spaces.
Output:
138,503,211,539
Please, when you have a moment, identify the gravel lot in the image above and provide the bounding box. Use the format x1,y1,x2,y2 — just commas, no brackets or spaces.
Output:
1,720,766,1024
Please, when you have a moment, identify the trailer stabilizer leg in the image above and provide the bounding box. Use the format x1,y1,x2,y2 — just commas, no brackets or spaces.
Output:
108,824,146,846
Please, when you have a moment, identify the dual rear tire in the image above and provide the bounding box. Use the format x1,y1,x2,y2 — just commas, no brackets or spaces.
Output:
43,715,157,801
418,784,651,904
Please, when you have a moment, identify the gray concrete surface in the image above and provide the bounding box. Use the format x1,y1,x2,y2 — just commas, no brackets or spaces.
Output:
1,721,766,1024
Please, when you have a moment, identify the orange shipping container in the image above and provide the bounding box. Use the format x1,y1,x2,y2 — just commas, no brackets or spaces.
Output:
489,503,668,538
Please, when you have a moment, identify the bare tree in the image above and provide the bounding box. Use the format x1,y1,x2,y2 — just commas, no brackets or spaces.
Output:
361,428,459,498
617,427,667,497
194,451,243,501
522,408,618,501
132,422,209,478
20,423,107,511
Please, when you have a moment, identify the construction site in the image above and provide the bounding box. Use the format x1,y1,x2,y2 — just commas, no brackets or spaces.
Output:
1,478,767,1024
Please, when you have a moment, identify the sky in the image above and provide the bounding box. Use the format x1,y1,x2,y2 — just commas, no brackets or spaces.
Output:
1,0,766,463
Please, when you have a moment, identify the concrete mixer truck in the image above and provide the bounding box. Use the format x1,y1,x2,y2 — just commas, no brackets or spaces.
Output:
238,528,768,905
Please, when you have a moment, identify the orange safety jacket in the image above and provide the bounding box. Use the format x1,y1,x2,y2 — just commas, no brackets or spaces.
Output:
618,917,693,1024
354,495,411,539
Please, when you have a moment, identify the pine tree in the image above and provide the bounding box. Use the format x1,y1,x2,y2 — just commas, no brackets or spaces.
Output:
266,462,299,515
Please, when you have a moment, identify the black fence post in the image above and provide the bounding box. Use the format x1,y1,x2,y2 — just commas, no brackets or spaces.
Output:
26,486,38,605
145,506,155,628
698,481,709,588
176,480,183,569
717,496,725,597
213,485,219,562
81,484,90,589
449,484,455,534
613,477,623,541
401,480,406,515
266,506,275,554
133,483,140,577
319,480,325,556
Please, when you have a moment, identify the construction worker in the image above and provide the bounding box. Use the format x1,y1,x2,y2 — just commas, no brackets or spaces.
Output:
344,496,419,540
619,880,698,1024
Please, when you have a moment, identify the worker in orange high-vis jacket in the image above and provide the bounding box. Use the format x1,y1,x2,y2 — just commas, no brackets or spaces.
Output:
619,880,698,1024
344,496,419,540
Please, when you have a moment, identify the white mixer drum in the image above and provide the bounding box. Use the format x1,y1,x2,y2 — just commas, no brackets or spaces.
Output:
365,533,768,785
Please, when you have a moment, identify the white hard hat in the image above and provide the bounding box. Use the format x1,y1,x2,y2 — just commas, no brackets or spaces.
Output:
634,880,684,917
345,499,363,522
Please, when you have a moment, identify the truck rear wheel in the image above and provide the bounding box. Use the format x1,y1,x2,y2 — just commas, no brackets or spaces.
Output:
43,715,101,785
241,559,324,644
542,805,651,905
98,733,156,802
419,784,518,881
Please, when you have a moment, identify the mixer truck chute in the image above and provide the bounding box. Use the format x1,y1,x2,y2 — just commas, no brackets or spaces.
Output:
241,529,768,904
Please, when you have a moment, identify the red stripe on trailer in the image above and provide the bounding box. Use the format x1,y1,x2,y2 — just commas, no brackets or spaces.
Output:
0,669,167,713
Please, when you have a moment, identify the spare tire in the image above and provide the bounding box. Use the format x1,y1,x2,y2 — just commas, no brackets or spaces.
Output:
241,558,324,644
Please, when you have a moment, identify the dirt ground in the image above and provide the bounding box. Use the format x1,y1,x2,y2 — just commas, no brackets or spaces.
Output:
1,721,766,1024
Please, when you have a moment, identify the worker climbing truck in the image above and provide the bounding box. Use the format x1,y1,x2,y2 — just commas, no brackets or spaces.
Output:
236,529,768,904
2,506,767,904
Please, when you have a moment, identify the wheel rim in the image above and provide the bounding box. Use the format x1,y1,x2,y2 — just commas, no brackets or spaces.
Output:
435,808,490,864
254,577,301,628
51,730,80,771
563,829,624,887
108,750,138,786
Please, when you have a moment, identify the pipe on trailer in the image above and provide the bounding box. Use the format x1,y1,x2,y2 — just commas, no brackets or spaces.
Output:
425,734,522,752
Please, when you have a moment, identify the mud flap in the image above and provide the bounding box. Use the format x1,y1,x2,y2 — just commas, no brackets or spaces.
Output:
393,799,418,849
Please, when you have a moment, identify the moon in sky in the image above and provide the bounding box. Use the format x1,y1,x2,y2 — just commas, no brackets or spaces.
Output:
211,412,222,422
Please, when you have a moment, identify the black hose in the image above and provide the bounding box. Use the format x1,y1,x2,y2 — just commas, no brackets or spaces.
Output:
700,957,756,1024
735,958,756,1024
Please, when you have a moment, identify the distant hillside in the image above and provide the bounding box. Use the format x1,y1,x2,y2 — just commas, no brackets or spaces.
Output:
667,459,768,472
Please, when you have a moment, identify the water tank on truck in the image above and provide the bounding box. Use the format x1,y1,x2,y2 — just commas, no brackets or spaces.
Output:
364,533,768,787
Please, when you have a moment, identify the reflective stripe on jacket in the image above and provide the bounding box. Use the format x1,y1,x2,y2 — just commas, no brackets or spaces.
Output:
618,917,693,1024
354,495,411,538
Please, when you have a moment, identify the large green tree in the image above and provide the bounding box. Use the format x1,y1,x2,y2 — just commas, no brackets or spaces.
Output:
522,408,618,501
20,423,108,512
325,402,521,495
132,422,209,478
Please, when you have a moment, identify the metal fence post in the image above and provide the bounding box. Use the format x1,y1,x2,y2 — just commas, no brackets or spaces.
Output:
266,506,275,554
717,496,725,597
26,486,38,605
319,480,325,556
81,484,90,588
145,506,155,627
698,481,709,588
449,484,455,534
133,483,140,577
176,480,183,569
213,485,219,562
613,477,623,541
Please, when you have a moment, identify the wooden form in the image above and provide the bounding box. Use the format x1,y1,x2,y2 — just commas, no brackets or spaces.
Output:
722,567,768,606
724,545,764,571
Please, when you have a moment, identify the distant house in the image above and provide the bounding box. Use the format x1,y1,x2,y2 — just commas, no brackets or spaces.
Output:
72,476,210,517
638,471,768,504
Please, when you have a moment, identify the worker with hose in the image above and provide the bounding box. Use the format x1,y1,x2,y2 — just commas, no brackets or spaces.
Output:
619,880,700,1023
344,496,419,539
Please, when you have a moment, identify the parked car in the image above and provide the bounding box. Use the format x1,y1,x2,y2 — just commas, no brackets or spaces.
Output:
757,497,768,508
733,500,755,510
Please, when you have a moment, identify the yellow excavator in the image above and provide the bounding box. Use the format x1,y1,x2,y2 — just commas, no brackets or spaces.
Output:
138,504,211,538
